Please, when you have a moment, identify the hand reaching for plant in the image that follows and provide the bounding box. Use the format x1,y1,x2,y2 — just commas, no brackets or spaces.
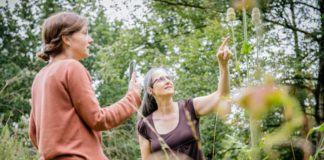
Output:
217,37,232,66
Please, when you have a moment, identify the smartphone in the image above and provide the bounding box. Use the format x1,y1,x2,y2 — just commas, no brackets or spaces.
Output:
129,60,136,81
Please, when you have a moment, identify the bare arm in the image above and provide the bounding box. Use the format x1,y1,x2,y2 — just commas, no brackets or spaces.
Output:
193,38,231,117
138,135,151,160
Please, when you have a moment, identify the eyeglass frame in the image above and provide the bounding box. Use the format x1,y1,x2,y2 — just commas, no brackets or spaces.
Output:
151,75,175,87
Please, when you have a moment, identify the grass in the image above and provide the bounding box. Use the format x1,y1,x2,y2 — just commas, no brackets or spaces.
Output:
0,115,38,160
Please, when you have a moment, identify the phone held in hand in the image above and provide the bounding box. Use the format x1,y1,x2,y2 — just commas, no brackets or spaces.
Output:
129,60,136,81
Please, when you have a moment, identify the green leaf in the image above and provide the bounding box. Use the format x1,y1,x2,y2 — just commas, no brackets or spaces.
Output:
235,62,240,72
316,123,324,132
241,41,253,55
306,128,314,140
306,123,324,140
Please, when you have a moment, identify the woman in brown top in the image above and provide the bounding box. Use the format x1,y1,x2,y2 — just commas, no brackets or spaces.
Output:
137,38,231,160
29,12,142,160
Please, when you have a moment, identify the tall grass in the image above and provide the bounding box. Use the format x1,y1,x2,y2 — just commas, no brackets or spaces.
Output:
0,115,38,160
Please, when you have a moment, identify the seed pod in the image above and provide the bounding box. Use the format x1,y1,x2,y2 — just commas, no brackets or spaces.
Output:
252,8,261,26
233,0,256,10
226,8,236,22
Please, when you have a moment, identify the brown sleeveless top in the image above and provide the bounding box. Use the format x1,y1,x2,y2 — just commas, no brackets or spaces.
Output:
137,99,204,160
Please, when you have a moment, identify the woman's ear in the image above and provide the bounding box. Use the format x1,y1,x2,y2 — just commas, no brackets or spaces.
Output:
62,35,71,47
147,88,153,95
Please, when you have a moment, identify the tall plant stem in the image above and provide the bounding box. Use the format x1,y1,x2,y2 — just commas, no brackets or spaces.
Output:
243,3,260,160
212,114,218,160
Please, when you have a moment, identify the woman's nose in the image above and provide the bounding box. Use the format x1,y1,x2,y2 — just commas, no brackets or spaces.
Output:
88,36,93,44
165,79,172,85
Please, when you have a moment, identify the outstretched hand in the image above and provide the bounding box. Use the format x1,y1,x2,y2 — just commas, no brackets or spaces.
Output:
217,37,232,66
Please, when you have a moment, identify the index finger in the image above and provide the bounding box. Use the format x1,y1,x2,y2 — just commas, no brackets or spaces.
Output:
219,37,230,50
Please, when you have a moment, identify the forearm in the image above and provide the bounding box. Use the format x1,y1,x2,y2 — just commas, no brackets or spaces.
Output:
102,90,141,128
78,89,141,131
217,63,230,96
193,64,229,117
97,90,141,130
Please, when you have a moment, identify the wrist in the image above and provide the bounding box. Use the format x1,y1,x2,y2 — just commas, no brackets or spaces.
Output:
219,63,228,70
127,89,142,107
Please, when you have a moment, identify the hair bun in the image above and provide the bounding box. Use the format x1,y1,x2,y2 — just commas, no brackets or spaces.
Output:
37,12,87,61
37,51,50,61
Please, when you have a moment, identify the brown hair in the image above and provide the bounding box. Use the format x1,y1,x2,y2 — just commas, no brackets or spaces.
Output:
37,12,87,61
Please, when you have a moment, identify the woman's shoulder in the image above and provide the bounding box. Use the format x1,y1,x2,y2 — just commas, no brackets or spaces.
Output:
40,59,86,72
58,59,89,76
137,117,152,139
35,59,82,76
177,99,198,120
137,112,155,131
177,99,194,109
52,59,91,82
61,59,85,69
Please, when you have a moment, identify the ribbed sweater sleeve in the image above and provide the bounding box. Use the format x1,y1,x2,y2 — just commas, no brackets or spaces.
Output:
66,61,141,131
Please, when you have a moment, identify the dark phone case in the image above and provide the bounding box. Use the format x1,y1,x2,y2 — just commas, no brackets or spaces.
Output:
129,60,136,81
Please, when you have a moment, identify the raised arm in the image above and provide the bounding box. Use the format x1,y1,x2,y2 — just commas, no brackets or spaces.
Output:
193,37,231,117
67,61,142,131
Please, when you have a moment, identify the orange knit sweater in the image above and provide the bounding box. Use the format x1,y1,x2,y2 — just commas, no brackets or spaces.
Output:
29,59,141,160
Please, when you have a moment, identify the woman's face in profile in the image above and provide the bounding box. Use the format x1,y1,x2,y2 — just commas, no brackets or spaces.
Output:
150,69,175,97
69,25,93,60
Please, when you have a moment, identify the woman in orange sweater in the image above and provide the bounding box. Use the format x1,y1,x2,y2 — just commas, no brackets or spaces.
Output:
29,12,142,160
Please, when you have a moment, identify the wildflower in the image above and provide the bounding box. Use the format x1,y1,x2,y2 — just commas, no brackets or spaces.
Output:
234,84,283,119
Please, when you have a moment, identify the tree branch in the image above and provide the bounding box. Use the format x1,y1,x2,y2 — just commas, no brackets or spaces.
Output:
281,75,318,82
264,17,318,40
280,82,315,94
219,146,243,155
295,1,320,11
153,0,207,10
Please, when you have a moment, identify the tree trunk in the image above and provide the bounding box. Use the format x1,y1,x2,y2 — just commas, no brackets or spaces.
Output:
315,0,324,129
314,0,324,159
